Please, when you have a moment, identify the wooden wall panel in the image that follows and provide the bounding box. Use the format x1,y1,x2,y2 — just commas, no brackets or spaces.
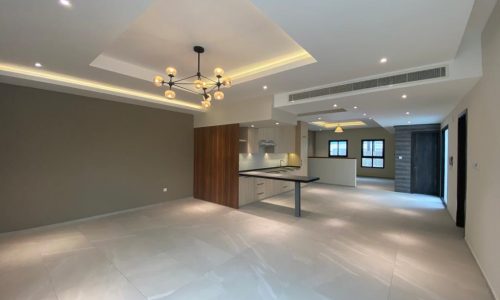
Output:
194,124,239,208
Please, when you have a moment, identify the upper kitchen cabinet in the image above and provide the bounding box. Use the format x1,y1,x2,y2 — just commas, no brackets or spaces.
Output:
275,126,296,154
239,127,259,153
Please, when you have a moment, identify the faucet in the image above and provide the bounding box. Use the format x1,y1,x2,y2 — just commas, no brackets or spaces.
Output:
280,159,286,167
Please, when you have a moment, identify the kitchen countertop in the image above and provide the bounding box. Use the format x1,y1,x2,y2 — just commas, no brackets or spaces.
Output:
238,165,301,172
239,167,319,183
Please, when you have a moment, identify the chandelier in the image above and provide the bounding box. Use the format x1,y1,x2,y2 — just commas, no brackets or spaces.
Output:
153,46,231,108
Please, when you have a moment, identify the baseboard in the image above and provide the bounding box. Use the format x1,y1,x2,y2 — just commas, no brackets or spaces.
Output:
0,196,194,237
465,237,498,300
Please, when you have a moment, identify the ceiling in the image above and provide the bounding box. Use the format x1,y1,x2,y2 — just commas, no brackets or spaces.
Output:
0,0,497,127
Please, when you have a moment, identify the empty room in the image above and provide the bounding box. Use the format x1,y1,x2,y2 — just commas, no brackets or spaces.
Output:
1,0,499,299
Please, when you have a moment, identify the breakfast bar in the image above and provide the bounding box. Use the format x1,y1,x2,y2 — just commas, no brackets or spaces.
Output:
238,169,319,217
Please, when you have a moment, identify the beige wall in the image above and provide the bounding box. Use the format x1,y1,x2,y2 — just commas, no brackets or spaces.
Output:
441,3,500,297
313,127,395,179
0,83,194,233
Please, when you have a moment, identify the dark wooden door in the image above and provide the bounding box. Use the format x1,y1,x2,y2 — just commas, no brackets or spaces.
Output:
457,112,467,227
411,131,440,195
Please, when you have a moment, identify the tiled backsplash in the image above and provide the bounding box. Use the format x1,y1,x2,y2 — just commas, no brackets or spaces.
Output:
239,153,288,171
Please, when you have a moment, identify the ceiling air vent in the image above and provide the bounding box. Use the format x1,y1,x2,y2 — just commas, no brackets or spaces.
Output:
289,66,446,102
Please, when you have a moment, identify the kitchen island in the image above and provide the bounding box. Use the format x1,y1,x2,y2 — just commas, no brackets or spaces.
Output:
239,167,319,217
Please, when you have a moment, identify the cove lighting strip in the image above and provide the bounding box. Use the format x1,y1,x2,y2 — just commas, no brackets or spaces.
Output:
0,63,204,111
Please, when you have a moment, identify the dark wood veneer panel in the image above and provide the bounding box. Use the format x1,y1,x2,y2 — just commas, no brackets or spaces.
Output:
194,124,239,208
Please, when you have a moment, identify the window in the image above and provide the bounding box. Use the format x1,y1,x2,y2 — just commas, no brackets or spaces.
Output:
329,140,348,157
361,139,385,168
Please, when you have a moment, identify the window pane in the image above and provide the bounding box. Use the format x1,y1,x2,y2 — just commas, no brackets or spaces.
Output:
363,141,372,156
329,142,338,156
373,141,384,157
373,158,384,168
362,158,373,167
338,141,347,156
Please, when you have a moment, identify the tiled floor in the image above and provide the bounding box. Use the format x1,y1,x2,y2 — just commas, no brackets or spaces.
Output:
0,181,493,299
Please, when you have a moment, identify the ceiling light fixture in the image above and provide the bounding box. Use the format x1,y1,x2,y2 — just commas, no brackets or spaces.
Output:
353,106,358,109
318,117,322,120
59,0,72,7
275,122,280,125
334,125,344,133
262,85,268,90
363,113,367,116
34,62,43,68
406,111,410,115
250,124,255,128
153,46,231,109
333,104,338,108
402,94,407,99
380,57,388,64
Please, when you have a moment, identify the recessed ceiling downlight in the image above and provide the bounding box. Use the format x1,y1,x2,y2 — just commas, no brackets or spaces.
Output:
34,62,43,68
59,0,72,7
380,57,388,64
402,94,407,99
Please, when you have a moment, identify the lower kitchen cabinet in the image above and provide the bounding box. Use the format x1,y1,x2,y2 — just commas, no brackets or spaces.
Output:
239,168,304,206
239,177,256,206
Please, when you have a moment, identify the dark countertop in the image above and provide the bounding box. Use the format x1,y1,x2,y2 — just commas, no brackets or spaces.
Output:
239,169,319,183
308,157,356,159
238,165,301,172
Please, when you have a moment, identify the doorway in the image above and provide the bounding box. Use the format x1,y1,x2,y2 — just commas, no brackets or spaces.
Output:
441,126,449,205
411,131,440,195
456,112,467,228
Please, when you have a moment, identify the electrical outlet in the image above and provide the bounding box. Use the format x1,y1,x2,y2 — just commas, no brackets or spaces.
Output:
163,187,168,192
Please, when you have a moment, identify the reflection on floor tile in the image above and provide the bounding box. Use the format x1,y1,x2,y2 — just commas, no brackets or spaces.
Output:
0,181,494,299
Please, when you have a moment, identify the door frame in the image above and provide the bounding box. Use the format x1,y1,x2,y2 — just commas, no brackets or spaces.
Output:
440,125,449,207
456,110,467,228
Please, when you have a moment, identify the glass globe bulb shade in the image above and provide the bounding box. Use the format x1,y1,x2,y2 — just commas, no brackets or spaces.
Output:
214,90,224,100
164,89,176,99
201,100,211,108
214,67,224,77
194,79,204,90
222,77,232,88
153,75,164,87
165,67,177,77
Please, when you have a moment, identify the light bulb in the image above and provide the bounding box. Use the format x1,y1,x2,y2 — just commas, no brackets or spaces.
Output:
214,90,224,100
214,67,224,77
153,75,164,87
164,89,176,99
165,67,177,77
221,77,232,88
201,100,211,108
194,79,204,90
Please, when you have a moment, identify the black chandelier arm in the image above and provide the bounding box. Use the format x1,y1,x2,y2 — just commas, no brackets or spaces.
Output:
172,74,198,83
170,84,202,95
200,75,219,84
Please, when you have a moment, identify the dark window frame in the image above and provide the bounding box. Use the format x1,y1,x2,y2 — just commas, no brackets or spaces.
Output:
328,139,349,158
361,139,385,168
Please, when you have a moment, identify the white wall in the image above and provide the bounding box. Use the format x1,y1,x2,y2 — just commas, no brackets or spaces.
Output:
442,2,500,297
309,158,357,187
194,96,273,127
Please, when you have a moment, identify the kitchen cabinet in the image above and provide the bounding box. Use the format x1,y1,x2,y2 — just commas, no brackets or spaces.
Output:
239,127,259,153
239,176,256,206
239,168,299,206
240,125,297,154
